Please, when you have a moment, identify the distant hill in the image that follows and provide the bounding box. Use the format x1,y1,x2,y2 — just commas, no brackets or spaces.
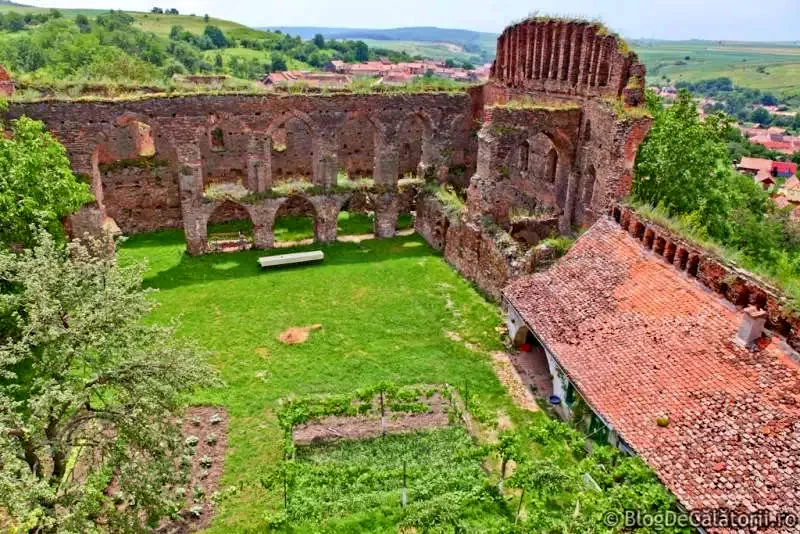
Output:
0,0,30,5
265,26,498,63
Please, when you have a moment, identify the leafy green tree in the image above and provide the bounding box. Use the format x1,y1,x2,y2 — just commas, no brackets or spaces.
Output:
214,52,224,70
0,230,219,533
750,106,773,125
271,53,287,72
0,105,92,247
633,90,738,240
5,12,25,32
312,33,325,49
203,25,229,49
74,13,91,33
354,40,369,62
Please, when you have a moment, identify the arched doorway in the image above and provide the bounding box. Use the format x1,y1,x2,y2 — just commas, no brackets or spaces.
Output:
529,133,559,184
273,195,318,245
397,113,428,178
207,200,253,252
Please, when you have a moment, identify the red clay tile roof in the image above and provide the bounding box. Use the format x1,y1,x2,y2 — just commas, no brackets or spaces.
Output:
503,218,800,514
773,161,798,176
738,157,773,173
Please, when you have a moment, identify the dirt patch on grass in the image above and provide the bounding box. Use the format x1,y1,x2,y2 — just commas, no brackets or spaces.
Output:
277,324,321,345
491,352,539,412
293,393,450,444
255,347,270,358
445,330,481,353
158,406,228,533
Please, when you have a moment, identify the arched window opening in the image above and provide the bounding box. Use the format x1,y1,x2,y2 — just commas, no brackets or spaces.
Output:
338,116,376,178
210,127,225,151
597,61,610,87
398,114,426,178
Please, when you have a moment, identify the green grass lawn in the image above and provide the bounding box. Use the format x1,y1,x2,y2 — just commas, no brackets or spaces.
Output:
119,230,523,531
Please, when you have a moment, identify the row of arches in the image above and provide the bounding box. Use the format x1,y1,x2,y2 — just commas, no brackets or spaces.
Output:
192,191,414,255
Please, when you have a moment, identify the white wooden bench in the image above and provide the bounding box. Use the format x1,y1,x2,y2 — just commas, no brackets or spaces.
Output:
258,250,324,268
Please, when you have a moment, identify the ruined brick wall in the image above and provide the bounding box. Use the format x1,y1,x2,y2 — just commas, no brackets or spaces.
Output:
492,19,645,104
100,164,181,232
9,93,475,234
467,104,581,227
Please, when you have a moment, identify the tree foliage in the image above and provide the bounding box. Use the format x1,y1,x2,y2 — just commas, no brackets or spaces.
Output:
0,231,219,532
0,103,92,247
633,89,800,304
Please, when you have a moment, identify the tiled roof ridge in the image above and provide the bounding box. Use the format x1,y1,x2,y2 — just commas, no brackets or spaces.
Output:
608,203,800,353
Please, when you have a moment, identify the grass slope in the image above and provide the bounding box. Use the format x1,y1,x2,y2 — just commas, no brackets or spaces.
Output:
118,231,518,531
0,5,257,39
634,40,800,92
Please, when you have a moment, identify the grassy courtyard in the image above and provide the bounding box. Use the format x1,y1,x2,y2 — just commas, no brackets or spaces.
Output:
119,230,520,531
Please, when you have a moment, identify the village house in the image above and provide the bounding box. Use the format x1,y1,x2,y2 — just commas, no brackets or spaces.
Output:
263,71,352,88
503,215,800,516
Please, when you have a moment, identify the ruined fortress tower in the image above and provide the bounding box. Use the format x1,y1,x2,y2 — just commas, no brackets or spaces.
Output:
7,17,651,297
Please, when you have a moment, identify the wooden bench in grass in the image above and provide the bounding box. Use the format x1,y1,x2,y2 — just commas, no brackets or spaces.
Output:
258,250,324,268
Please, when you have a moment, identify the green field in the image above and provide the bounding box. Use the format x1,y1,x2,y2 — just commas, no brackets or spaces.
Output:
118,230,514,531
633,40,800,93
0,5,259,39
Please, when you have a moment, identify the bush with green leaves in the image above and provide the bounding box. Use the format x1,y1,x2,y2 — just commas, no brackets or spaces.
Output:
0,102,92,247
0,230,219,533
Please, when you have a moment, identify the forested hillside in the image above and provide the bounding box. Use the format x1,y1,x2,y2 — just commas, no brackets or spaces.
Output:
0,7,421,92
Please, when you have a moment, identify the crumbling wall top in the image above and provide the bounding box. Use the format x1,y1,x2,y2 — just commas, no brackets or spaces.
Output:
491,18,645,104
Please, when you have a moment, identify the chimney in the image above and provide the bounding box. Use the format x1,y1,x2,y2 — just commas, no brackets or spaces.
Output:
735,305,767,347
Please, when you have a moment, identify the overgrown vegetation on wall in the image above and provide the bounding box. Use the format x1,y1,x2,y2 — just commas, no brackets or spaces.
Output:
633,89,800,302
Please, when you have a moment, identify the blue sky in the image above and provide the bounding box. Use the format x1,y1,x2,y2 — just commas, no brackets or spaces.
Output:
25,0,800,41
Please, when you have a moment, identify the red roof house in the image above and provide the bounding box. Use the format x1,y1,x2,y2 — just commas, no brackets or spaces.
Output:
503,217,800,516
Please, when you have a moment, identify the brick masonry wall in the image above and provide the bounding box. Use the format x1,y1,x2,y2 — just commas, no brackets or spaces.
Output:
491,19,645,105
9,93,477,233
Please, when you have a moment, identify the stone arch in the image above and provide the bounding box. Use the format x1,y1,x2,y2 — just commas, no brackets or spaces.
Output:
270,193,324,244
265,110,318,183
201,113,256,190
337,113,379,178
398,110,435,178
206,199,255,252
90,114,178,232
529,132,561,184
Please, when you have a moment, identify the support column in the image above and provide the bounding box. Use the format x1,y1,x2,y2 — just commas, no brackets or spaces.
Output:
374,127,400,186
311,196,342,243
247,137,270,193
559,169,580,234
374,193,400,239
312,131,338,189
